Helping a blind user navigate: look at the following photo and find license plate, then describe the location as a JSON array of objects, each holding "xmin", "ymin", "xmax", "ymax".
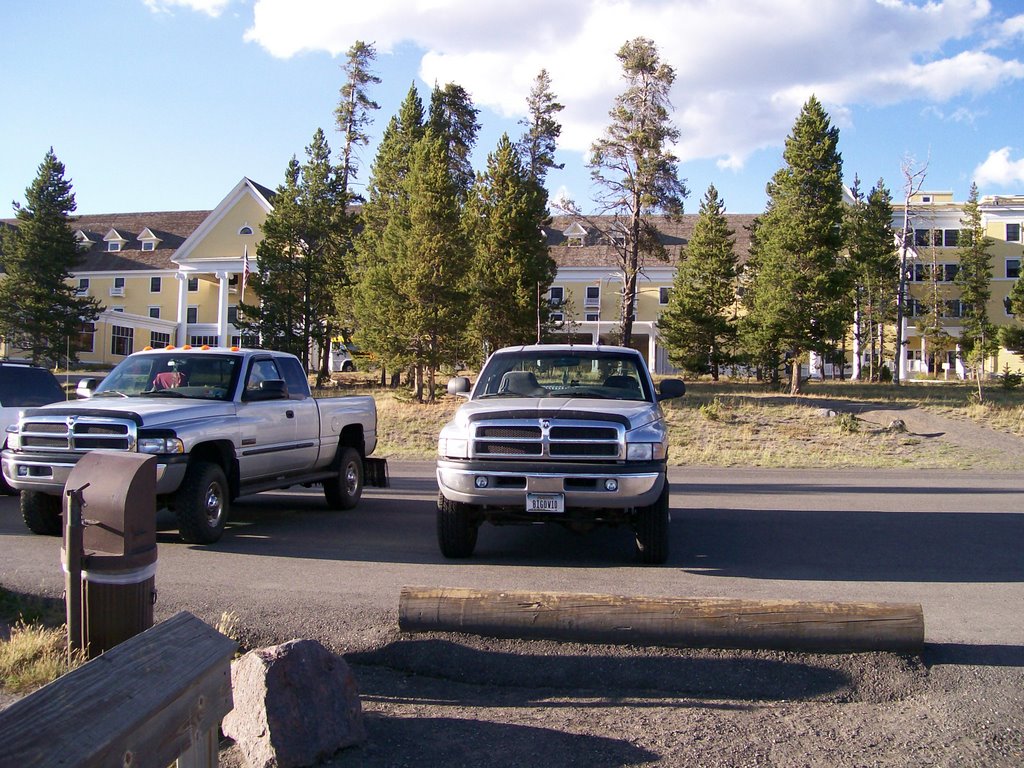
[{"xmin": 527, "ymin": 493, "xmax": 564, "ymax": 513}]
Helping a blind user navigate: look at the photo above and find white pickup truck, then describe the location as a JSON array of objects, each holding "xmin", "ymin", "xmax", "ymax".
[
  {"xmin": 2, "ymin": 347, "xmax": 382, "ymax": 544},
  {"xmin": 437, "ymin": 344, "xmax": 685, "ymax": 563}
]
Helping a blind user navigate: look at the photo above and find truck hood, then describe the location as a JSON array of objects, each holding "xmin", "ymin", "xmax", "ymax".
[
  {"xmin": 456, "ymin": 397, "xmax": 662, "ymax": 430},
  {"xmin": 29, "ymin": 397, "xmax": 235, "ymax": 427}
]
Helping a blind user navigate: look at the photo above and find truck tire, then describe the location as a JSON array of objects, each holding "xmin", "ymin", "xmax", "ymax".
[
  {"xmin": 437, "ymin": 493, "xmax": 478, "ymax": 559},
  {"xmin": 324, "ymin": 447, "xmax": 363, "ymax": 510},
  {"xmin": 634, "ymin": 483, "xmax": 670, "ymax": 565},
  {"xmin": 21, "ymin": 491, "xmax": 62, "ymax": 536},
  {"xmin": 174, "ymin": 461, "xmax": 228, "ymax": 544}
]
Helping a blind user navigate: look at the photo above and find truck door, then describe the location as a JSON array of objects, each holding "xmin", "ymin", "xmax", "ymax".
[{"xmin": 237, "ymin": 357, "xmax": 317, "ymax": 478}]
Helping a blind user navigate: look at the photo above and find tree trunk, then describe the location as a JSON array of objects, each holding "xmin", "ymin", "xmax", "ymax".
[{"xmin": 789, "ymin": 354, "xmax": 802, "ymax": 395}]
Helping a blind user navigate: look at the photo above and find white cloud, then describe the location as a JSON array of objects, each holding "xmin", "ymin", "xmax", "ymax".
[
  {"xmin": 974, "ymin": 147, "xmax": 1024, "ymax": 187},
  {"xmin": 144, "ymin": 0, "xmax": 232, "ymax": 16},
  {"xmin": 242, "ymin": 0, "xmax": 1023, "ymax": 171}
]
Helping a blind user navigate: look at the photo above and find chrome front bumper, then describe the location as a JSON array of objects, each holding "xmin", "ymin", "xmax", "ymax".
[
  {"xmin": 436, "ymin": 458, "xmax": 665, "ymax": 509},
  {"xmin": 2, "ymin": 450, "xmax": 188, "ymax": 496}
]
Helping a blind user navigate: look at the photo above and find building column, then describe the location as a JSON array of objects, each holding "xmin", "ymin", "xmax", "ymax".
[
  {"xmin": 215, "ymin": 271, "xmax": 230, "ymax": 347},
  {"xmin": 174, "ymin": 273, "xmax": 188, "ymax": 346}
]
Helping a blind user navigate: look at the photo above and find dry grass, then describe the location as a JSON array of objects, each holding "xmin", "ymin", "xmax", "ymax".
[
  {"xmin": 352, "ymin": 378, "xmax": 1024, "ymax": 470},
  {"xmin": 0, "ymin": 622, "xmax": 85, "ymax": 694}
]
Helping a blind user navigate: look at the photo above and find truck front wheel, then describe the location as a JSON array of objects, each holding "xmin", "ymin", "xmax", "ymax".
[
  {"xmin": 634, "ymin": 483, "xmax": 670, "ymax": 565},
  {"xmin": 437, "ymin": 493, "xmax": 479, "ymax": 558},
  {"xmin": 324, "ymin": 447, "xmax": 363, "ymax": 510},
  {"xmin": 22, "ymin": 491, "xmax": 62, "ymax": 536},
  {"xmin": 174, "ymin": 462, "xmax": 229, "ymax": 544}
]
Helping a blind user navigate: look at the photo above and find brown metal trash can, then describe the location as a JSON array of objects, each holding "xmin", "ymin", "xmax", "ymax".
[{"xmin": 63, "ymin": 453, "xmax": 158, "ymax": 657}]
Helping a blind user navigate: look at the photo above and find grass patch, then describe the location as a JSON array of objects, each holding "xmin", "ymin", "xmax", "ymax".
[
  {"xmin": 322, "ymin": 379, "xmax": 1024, "ymax": 470},
  {"xmin": 0, "ymin": 622, "xmax": 85, "ymax": 694},
  {"xmin": 0, "ymin": 587, "xmax": 83, "ymax": 695}
]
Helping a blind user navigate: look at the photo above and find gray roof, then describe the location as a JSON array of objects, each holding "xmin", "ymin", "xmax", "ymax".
[
  {"xmin": 545, "ymin": 213, "xmax": 758, "ymax": 269},
  {"xmin": 2, "ymin": 210, "xmax": 211, "ymax": 271}
]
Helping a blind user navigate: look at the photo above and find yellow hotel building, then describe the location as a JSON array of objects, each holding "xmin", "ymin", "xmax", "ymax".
[{"xmin": 2, "ymin": 178, "xmax": 1022, "ymax": 378}]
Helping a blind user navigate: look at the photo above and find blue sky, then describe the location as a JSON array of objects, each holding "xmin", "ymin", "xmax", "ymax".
[{"xmin": 3, "ymin": 0, "xmax": 1023, "ymax": 217}]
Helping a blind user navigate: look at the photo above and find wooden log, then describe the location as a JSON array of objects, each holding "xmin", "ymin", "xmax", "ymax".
[
  {"xmin": 0, "ymin": 611, "xmax": 236, "ymax": 768},
  {"xmin": 398, "ymin": 587, "xmax": 925, "ymax": 653}
]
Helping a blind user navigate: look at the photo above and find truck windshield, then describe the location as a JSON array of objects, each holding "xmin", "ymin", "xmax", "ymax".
[
  {"xmin": 474, "ymin": 350, "xmax": 651, "ymax": 401},
  {"xmin": 93, "ymin": 354, "xmax": 242, "ymax": 401}
]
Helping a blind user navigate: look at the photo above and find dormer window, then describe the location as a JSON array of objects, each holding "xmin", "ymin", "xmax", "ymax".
[
  {"xmin": 74, "ymin": 230, "xmax": 93, "ymax": 251},
  {"xmin": 239, "ymin": 225, "xmax": 254, "ymax": 236},
  {"xmin": 104, "ymin": 229, "xmax": 128, "ymax": 253},
  {"xmin": 563, "ymin": 221, "xmax": 588, "ymax": 248},
  {"xmin": 138, "ymin": 227, "xmax": 161, "ymax": 252}
]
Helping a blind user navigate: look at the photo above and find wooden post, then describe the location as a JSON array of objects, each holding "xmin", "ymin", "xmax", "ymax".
[{"xmin": 399, "ymin": 586, "xmax": 925, "ymax": 653}]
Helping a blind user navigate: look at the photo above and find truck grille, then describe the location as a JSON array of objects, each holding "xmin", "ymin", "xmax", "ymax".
[
  {"xmin": 471, "ymin": 419, "xmax": 624, "ymax": 460},
  {"xmin": 19, "ymin": 415, "xmax": 137, "ymax": 452}
]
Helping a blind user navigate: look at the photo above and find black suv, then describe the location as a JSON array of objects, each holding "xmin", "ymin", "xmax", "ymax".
[{"xmin": 0, "ymin": 362, "xmax": 67, "ymax": 494}]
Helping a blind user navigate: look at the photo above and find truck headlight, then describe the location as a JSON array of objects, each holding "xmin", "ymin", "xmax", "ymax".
[
  {"xmin": 438, "ymin": 437, "xmax": 469, "ymax": 459},
  {"xmin": 626, "ymin": 442, "xmax": 666, "ymax": 461},
  {"xmin": 138, "ymin": 437, "xmax": 184, "ymax": 455},
  {"xmin": 6, "ymin": 424, "xmax": 20, "ymax": 450}
]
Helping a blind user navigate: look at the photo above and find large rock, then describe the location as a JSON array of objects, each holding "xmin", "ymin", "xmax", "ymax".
[{"xmin": 222, "ymin": 639, "xmax": 366, "ymax": 768}]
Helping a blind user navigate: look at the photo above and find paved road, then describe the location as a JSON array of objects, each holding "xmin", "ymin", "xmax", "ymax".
[{"xmin": 1, "ymin": 462, "xmax": 1022, "ymax": 649}]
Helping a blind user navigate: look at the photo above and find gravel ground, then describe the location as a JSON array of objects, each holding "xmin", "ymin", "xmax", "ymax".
[{"xmin": 217, "ymin": 618, "xmax": 1024, "ymax": 768}]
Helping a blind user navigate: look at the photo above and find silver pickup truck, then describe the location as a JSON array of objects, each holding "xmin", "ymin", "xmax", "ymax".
[
  {"xmin": 437, "ymin": 344, "xmax": 684, "ymax": 563},
  {"xmin": 2, "ymin": 347, "xmax": 381, "ymax": 544}
]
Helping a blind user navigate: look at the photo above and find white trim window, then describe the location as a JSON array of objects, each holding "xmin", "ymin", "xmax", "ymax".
[
  {"xmin": 549, "ymin": 286, "xmax": 564, "ymax": 306},
  {"xmin": 584, "ymin": 285, "xmax": 600, "ymax": 307}
]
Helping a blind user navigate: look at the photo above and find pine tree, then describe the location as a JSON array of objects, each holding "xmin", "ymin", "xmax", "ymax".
[
  {"xmin": 465, "ymin": 134, "xmax": 556, "ymax": 357},
  {"xmin": 428, "ymin": 83, "xmax": 480, "ymax": 201},
  {"xmin": 354, "ymin": 85, "xmax": 426, "ymax": 381},
  {"xmin": 239, "ymin": 129, "xmax": 344, "ymax": 371},
  {"xmin": 589, "ymin": 37, "xmax": 688, "ymax": 346},
  {"xmin": 657, "ymin": 184, "xmax": 737, "ymax": 379},
  {"xmin": 400, "ymin": 132, "xmax": 472, "ymax": 401},
  {"xmin": 955, "ymin": 181, "xmax": 997, "ymax": 385},
  {"xmin": 517, "ymin": 69, "xmax": 564, "ymax": 186},
  {"xmin": 845, "ymin": 176, "xmax": 897, "ymax": 380},
  {"xmin": 328, "ymin": 40, "xmax": 380, "ymax": 381},
  {"xmin": 240, "ymin": 158, "xmax": 307, "ymax": 360},
  {"xmin": 0, "ymin": 148, "xmax": 99, "ymax": 366},
  {"xmin": 739, "ymin": 96, "xmax": 847, "ymax": 394}
]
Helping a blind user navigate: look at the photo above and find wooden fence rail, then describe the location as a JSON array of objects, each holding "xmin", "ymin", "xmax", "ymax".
[{"xmin": 0, "ymin": 611, "xmax": 236, "ymax": 768}]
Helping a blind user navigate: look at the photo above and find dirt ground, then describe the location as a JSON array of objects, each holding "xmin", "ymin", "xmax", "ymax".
[
  {"xmin": 216, "ymin": 624, "xmax": 1023, "ymax": 768},
  {"xmin": 5, "ymin": 402, "xmax": 1023, "ymax": 767},
  {"xmin": 219, "ymin": 404, "xmax": 1024, "ymax": 767}
]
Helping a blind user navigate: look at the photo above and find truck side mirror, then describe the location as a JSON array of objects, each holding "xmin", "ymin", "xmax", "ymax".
[
  {"xmin": 657, "ymin": 379, "xmax": 686, "ymax": 400},
  {"xmin": 447, "ymin": 377, "xmax": 471, "ymax": 396},
  {"xmin": 76, "ymin": 377, "xmax": 99, "ymax": 399}
]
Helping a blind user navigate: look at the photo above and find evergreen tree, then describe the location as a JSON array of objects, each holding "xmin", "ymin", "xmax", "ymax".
[
  {"xmin": 657, "ymin": 184, "xmax": 737, "ymax": 379},
  {"xmin": 954, "ymin": 181, "xmax": 997, "ymax": 383},
  {"xmin": 845, "ymin": 176, "xmax": 897, "ymax": 380},
  {"xmin": 327, "ymin": 40, "xmax": 381, "ymax": 380},
  {"xmin": 465, "ymin": 134, "xmax": 556, "ymax": 357},
  {"xmin": 240, "ymin": 158, "xmax": 307, "ymax": 360},
  {"xmin": 589, "ymin": 37, "xmax": 688, "ymax": 346},
  {"xmin": 354, "ymin": 85, "xmax": 426, "ymax": 381},
  {"xmin": 0, "ymin": 148, "xmax": 99, "ymax": 366},
  {"xmin": 399, "ymin": 132, "xmax": 472, "ymax": 401},
  {"xmin": 739, "ymin": 96, "xmax": 847, "ymax": 394},
  {"xmin": 428, "ymin": 83, "xmax": 480, "ymax": 201},
  {"xmin": 240, "ymin": 130, "xmax": 344, "ymax": 372},
  {"xmin": 999, "ymin": 261, "xmax": 1024, "ymax": 353},
  {"xmin": 517, "ymin": 69, "xmax": 564, "ymax": 186}
]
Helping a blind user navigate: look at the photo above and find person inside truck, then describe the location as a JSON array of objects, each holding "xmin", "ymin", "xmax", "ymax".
[{"xmin": 153, "ymin": 360, "xmax": 188, "ymax": 390}]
